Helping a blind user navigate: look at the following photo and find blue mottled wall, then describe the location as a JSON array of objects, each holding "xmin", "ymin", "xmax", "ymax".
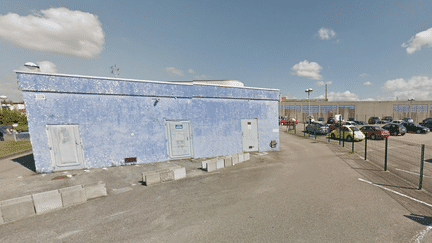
[{"xmin": 17, "ymin": 72, "xmax": 279, "ymax": 172}]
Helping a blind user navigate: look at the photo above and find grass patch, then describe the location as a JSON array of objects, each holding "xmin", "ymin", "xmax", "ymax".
[{"xmin": 0, "ymin": 140, "xmax": 32, "ymax": 157}]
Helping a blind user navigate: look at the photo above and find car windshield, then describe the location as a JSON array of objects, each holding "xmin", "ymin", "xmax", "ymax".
[
  {"xmin": 373, "ymin": 126, "xmax": 383, "ymax": 130},
  {"xmin": 350, "ymin": 127, "xmax": 360, "ymax": 131}
]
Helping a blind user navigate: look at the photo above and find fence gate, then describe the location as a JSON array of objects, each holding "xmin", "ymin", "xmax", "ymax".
[
  {"xmin": 241, "ymin": 119, "xmax": 259, "ymax": 152},
  {"xmin": 46, "ymin": 125, "xmax": 85, "ymax": 171},
  {"xmin": 165, "ymin": 121, "xmax": 193, "ymax": 159}
]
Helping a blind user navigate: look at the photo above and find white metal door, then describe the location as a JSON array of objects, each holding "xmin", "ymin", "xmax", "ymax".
[
  {"xmin": 46, "ymin": 125, "xmax": 85, "ymax": 171},
  {"xmin": 166, "ymin": 121, "xmax": 193, "ymax": 159},
  {"xmin": 241, "ymin": 119, "xmax": 259, "ymax": 152}
]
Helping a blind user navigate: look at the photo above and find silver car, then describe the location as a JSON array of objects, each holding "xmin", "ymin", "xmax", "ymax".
[{"xmin": 306, "ymin": 123, "xmax": 330, "ymax": 134}]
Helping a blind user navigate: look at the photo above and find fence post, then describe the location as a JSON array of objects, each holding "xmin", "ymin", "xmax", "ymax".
[
  {"xmin": 364, "ymin": 137, "xmax": 367, "ymax": 160},
  {"xmin": 419, "ymin": 144, "xmax": 425, "ymax": 190},
  {"xmin": 384, "ymin": 137, "xmax": 388, "ymax": 171},
  {"xmin": 13, "ymin": 132, "xmax": 17, "ymax": 142},
  {"xmin": 304, "ymin": 123, "xmax": 305, "ymax": 137},
  {"xmin": 352, "ymin": 140, "xmax": 354, "ymax": 153},
  {"xmin": 339, "ymin": 126, "xmax": 341, "ymax": 145},
  {"xmin": 314, "ymin": 130, "xmax": 316, "ymax": 140},
  {"xmin": 342, "ymin": 130, "xmax": 345, "ymax": 147}
]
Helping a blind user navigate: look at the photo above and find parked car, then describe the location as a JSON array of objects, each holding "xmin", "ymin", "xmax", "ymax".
[
  {"xmin": 403, "ymin": 117, "xmax": 414, "ymax": 123},
  {"xmin": 330, "ymin": 125, "xmax": 365, "ymax": 142},
  {"xmin": 306, "ymin": 122, "xmax": 330, "ymax": 134},
  {"xmin": 279, "ymin": 118, "xmax": 298, "ymax": 126},
  {"xmin": 329, "ymin": 122, "xmax": 343, "ymax": 131},
  {"xmin": 327, "ymin": 117, "xmax": 335, "ymax": 124},
  {"xmin": 403, "ymin": 122, "xmax": 430, "ymax": 134},
  {"xmin": 307, "ymin": 115, "xmax": 315, "ymax": 124},
  {"xmin": 354, "ymin": 120, "xmax": 368, "ymax": 125},
  {"xmin": 368, "ymin": 116, "xmax": 380, "ymax": 124},
  {"xmin": 376, "ymin": 120, "xmax": 389, "ymax": 124},
  {"xmin": 382, "ymin": 123, "xmax": 407, "ymax": 136},
  {"xmin": 344, "ymin": 121, "xmax": 358, "ymax": 126},
  {"xmin": 390, "ymin": 120, "xmax": 406, "ymax": 125},
  {"xmin": 422, "ymin": 117, "xmax": 432, "ymax": 124},
  {"xmin": 420, "ymin": 120, "xmax": 432, "ymax": 130},
  {"xmin": 359, "ymin": 125, "xmax": 390, "ymax": 139},
  {"xmin": 382, "ymin": 116, "xmax": 393, "ymax": 122}
]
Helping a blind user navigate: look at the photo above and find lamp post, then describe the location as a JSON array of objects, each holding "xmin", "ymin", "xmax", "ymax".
[
  {"xmin": 305, "ymin": 88, "xmax": 313, "ymax": 124},
  {"xmin": 0, "ymin": 95, "xmax": 6, "ymax": 112},
  {"xmin": 408, "ymin": 98, "xmax": 415, "ymax": 120}
]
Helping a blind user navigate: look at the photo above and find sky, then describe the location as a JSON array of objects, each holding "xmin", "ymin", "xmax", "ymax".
[{"xmin": 1, "ymin": 0, "xmax": 432, "ymax": 102}]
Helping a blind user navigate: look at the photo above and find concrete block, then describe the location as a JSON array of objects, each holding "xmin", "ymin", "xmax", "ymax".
[
  {"xmin": 232, "ymin": 154, "xmax": 239, "ymax": 165},
  {"xmin": 244, "ymin": 153, "xmax": 250, "ymax": 161},
  {"xmin": 85, "ymin": 183, "xmax": 107, "ymax": 200},
  {"xmin": 206, "ymin": 160, "xmax": 217, "ymax": 172},
  {"xmin": 0, "ymin": 195, "xmax": 35, "ymax": 223},
  {"xmin": 145, "ymin": 173, "xmax": 161, "ymax": 186},
  {"xmin": 32, "ymin": 190, "xmax": 63, "ymax": 214},
  {"xmin": 216, "ymin": 159, "xmax": 224, "ymax": 169},
  {"xmin": 59, "ymin": 185, "xmax": 87, "ymax": 208},
  {"xmin": 224, "ymin": 156, "xmax": 232, "ymax": 167},
  {"xmin": 159, "ymin": 170, "xmax": 175, "ymax": 182},
  {"xmin": 0, "ymin": 207, "xmax": 3, "ymax": 224},
  {"xmin": 238, "ymin": 153, "xmax": 245, "ymax": 163},
  {"xmin": 171, "ymin": 167, "xmax": 186, "ymax": 180},
  {"xmin": 202, "ymin": 158, "xmax": 217, "ymax": 169}
]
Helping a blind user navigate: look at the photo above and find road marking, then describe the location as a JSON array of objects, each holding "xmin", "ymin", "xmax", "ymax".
[
  {"xmin": 256, "ymin": 152, "xmax": 268, "ymax": 156},
  {"xmin": 395, "ymin": 168, "xmax": 432, "ymax": 178},
  {"xmin": 413, "ymin": 226, "xmax": 432, "ymax": 243},
  {"xmin": 107, "ymin": 210, "xmax": 130, "ymax": 218},
  {"xmin": 58, "ymin": 230, "xmax": 83, "ymax": 239},
  {"xmin": 358, "ymin": 178, "xmax": 432, "ymax": 208}
]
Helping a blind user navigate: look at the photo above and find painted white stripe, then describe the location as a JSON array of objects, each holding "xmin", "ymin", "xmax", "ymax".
[
  {"xmin": 358, "ymin": 178, "xmax": 432, "ymax": 208},
  {"xmin": 395, "ymin": 168, "xmax": 432, "ymax": 178},
  {"xmin": 413, "ymin": 226, "xmax": 432, "ymax": 243}
]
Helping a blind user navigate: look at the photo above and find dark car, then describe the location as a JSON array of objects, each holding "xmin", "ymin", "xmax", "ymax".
[
  {"xmin": 382, "ymin": 123, "xmax": 406, "ymax": 136},
  {"xmin": 420, "ymin": 120, "xmax": 432, "ymax": 130},
  {"xmin": 422, "ymin": 117, "xmax": 432, "ymax": 124},
  {"xmin": 327, "ymin": 117, "xmax": 335, "ymax": 124},
  {"xmin": 354, "ymin": 120, "xmax": 368, "ymax": 125},
  {"xmin": 306, "ymin": 123, "xmax": 329, "ymax": 134},
  {"xmin": 359, "ymin": 125, "xmax": 390, "ymax": 139},
  {"xmin": 368, "ymin": 116, "xmax": 380, "ymax": 124},
  {"xmin": 382, "ymin": 116, "xmax": 393, "ymax": 122},
  {"xmin": 376, "ymin": 120, "xmax": 389, "ymax": 124},
  {"xmin": 404, "ymin": 122, "xmax": 430, "ymax": 133}
]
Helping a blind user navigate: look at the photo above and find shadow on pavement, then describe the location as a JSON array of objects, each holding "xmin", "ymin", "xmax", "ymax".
[
  {"xmin": 12, "ymin": 154, "xmax": 36, "ymax": 172},
  {"xmin": 405, "ymin": 214, "xmax": 432, "ymax": 226}
]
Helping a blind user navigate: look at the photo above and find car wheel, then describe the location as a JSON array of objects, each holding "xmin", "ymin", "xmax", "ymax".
[
  {"xmin": 346, "ymin": 136, "xmax": 352, "ymax": 142},
  {"xmin": 331, "ymin": 133, "xmax": 335, "ymax": 139},
  {"xmin": 417, "ymin": 130, "xmax": 421, "ymax": 134},
  {"xmin": 370, "ymin": 134, "xmax": 376, "ymax": 140}
]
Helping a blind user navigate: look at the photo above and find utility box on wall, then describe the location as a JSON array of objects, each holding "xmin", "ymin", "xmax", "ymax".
[{"xmin": 16, "ymin": 71, "xmax": 280, "ymax": 172}]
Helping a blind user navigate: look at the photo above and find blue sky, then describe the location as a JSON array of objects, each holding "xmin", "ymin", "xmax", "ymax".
[{"xmin": 1, "ymin": 0, "xmax": 432, "ymax": 102}]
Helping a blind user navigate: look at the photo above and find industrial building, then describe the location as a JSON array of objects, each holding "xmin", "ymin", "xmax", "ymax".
[
  {"xmin": 16, "ymin": 71, "xmax": 279, "ymax": 173},
  {"xmin": 279, "ymin": 97, "xmax": 432, "ymax": 124}
]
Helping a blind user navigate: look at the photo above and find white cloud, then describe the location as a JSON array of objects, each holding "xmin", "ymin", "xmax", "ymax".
[
  {"xmin": 316, "ymin": 81, "xmax": 332, "ymax": 86},
  {"xmin": 359, "ymin": 73, "xmax": 368, "ymax": 78},
  {"xmin": 402, "ymin": 27, "xmax": 432, "ymax": 54},
  {"xmin": 165, "ymin": 67, "xmax": 184, "ymax": 76},
  {"xmin": 364, "ymin": 81, "xmax": 372, "ymax": 86},
  {"xmin": 0, "ymin": 7, "xmax": 104, "ymax": 58},
  {"xmin": 316, "ymin": 91, "xmax": 359, "ymax": 101},
  {"xmin": 0, "ymin": 74, "xmax": 23, "ymax": 102},
  {"xmin": 362, "ymin": 98, "xmax": 375, "ymax": 101},
  {"xmin": 194, "ymin": 75, "xmax": 212, "ymax": 80},
  {"xmin": 291, "ymin": 60, "xmax": 323, "ymax": 80},
  {"xmin": 188, "ymin": 69, "xmax": 195, "ymax": 74},
  {"xmin": 382, "ymin": 76, "xmax": 432, "ymax": 100},
  {"xmin": 318, "ymin": 27, "xmax": 336, "ymax": 40}
]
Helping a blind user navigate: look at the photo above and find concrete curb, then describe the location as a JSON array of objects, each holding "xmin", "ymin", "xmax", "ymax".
[
  {"xmin": 0, "ymin": 183, "xmax": 107, "ymax": 225},
  {"xmin": 142, "ymin": 166, "xmax": 187, "ymax": 186},
  {"xmin": 202, "ymin": 153, "xmax": 250, "ymax": 172},
  {"xmin": 0, "ymin": 149, "xmax": 33, "ymax": 161}
]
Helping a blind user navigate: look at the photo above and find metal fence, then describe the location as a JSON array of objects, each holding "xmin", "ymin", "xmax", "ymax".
[
  {"xmin": 283, "ymin": 123, "xmax": 429, "ymax": 191},
  {"xmin": 13, "ymin": 132, "xmax": 30, "ymax": 141}
]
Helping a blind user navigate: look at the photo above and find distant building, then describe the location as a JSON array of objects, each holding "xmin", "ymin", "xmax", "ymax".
[{"xmin": 279, "ymin": 97, "xmax": 431, "ymax": 123}]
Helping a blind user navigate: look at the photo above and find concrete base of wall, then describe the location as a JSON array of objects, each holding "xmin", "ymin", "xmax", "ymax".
[
  {"xmin": 85, "ymin": 183, "xmax": 107, "ymax": 200},
  {"xmin": 0, "ymin": 195, "xmax": 35, "ymax": 223},
  {"xmin": 142, "ymin": 166, "xmax": 187, "ymax": 186},
  {"xmin": 59, "ymin": 185, "xmax": 87, "ymax": 207},
  {"xmin": 32, "ymin": 190, "xmax": 63, "ymax": 215}
]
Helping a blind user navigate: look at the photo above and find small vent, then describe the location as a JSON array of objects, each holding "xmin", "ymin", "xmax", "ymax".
[
  {"xmin": 249, "ymin": 146, "xmax": 253, "ymax": 149},
  {"xmin": 35, "ymin": 94, "xmax": 45, "ymax": 100},
  {"xmin": 125, "ymin": 157, "xmax": 137, "ymax": 163}
]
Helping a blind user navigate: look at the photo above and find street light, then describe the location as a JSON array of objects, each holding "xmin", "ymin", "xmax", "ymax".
[
  {"xmin": 0, "ymin": 95, "xmax": 6, "ymax": 112},
  {"xmin": 305, "ymin": 88, "xmax": 313, "ymax": 124},
  {"xmin": 408, "ymin": 98, "xmax": 415, "ymax": 120},
  {"xmin": 24, "ymin": 62, "xmax": 40, "ymax": 70}
]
